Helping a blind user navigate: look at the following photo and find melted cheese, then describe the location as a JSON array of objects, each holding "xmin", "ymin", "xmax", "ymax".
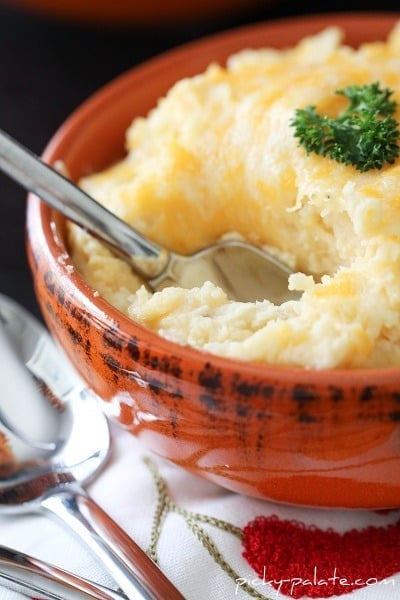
[{"xmin": 69, "ymin": 24, "xmax": 400, "ymax": 368}]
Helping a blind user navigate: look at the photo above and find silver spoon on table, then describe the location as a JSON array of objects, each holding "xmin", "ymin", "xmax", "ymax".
[
  {"xmin": 0, "ymin": 128, "xmax": 297, "ymax": 304},
  {"xmin": 0, "ymin": 292, "xmax": 184, "ymax": 600},
  {"xmin": 0, "ymin": 544, "xmax": 125, "ymax": 599}
]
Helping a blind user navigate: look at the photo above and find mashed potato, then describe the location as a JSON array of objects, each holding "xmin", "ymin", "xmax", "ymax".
[{"xmin": 68, "ymin": 24, "xmax": 400, "ymax": 369}]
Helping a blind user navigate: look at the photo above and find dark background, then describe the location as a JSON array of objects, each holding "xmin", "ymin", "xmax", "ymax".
[{"xmin": 0, "ymin": 0, "xmax": 398, "ymax": 319}]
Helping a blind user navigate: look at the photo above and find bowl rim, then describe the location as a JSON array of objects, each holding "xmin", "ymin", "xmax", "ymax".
[{"xmin": 31, "ymin": 10, "xmax": 400, "ymax": 387}]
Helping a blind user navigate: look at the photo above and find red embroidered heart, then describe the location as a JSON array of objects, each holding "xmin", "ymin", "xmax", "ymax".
[{"xmin": 242, "ymin": 514, "xmax": 400, "ymax": 598}]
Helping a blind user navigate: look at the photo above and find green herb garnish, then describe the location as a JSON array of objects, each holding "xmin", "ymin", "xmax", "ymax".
[{"xmin": 290, "ymin": 82, "xmax": 400, "ymax": 172}]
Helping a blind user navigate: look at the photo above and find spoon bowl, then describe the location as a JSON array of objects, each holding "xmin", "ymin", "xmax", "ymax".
[
  {"xmin": 0, "ymin": 293, "xmax": 184, "ymax": 600},
  {"xmin": 0, "ymin": 293, "xmax": 108, "ymax": 500},
  {"xmin": 0, "ymin": 129, "xmax": 296, "ymax": 304}
]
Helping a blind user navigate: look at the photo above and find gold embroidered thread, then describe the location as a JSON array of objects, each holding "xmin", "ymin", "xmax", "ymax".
[
  {"xmin": 145, "ymin": 456, "xmax": 173, "ymax": 562},
  {"xmin": 143, "ymin": 456, "xmax": 273, "ymax": 600}
]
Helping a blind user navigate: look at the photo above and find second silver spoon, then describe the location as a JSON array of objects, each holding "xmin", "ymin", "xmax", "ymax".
[{"xmin": 0, "ymin": 293, "xmax": 184, "ymax": 600}]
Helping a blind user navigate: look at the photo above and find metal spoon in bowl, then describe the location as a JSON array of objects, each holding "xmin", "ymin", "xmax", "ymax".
[
  {"xmin": 0, "ymin": 292, "xmax": 184, "ymax": 600},
  {"xmin": 0, "ymin": 128, "xmax": 298, "ymax": 304}
]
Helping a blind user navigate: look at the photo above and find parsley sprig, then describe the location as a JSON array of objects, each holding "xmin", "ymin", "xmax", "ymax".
[{"xmin": 290, "ymin": 82, "xmax": 400, "ymax": 172}]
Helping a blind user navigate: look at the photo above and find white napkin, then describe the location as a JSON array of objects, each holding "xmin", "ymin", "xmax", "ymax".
[{"xmin": 0, "ymin": 420, "xmax": 399, "ymax": 600}]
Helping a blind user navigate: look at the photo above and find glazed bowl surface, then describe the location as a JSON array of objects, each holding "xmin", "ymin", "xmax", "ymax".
[{"xmin": 26, "ymin": 12, "xmax": 400, "ymax": 509}]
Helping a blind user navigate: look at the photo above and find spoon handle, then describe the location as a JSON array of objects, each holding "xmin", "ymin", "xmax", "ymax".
[
  {"xmin": 0, "ymin": 544, "xmax": 125, "ymax": 600},
  {"xmin": 40, "ymin": 487, "xmax": 185, "ymax": 600},
  {"xmin": 0, "ymin": 128, "xmax": 167, "ymax": 274}
]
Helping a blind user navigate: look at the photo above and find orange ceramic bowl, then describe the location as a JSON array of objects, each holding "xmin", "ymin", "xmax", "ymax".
[{"xmin": 26, "ymin": 13, "xmax": 400, "ymax": 509}]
